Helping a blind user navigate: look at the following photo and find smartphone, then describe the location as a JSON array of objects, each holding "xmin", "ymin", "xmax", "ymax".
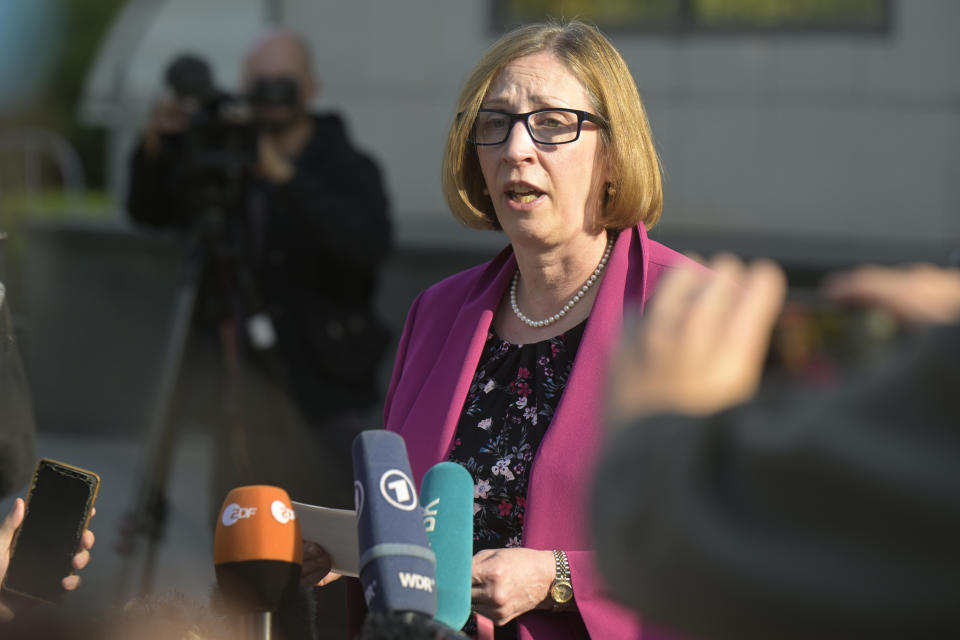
[
  {"xmin": 766, "ymin": 297, "xmax": 901, "ymax": 382},
  {"xmin": 1, "ymin": 458, "xmax": 100, "ymax": 604}
]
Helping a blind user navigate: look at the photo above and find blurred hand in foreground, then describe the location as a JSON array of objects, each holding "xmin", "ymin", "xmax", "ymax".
[
  {"xmin": 823, "ymin": 263, "xmax": 960, "ymax": 327},
  {"xmin": 608, "ymin": 255, "xmax": 787, "ymax": 424}
]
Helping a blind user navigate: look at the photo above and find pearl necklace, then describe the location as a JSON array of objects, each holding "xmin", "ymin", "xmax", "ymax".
[{"xmin": 510, "ymin": 236, "xmax": 614, "ymax": 329}]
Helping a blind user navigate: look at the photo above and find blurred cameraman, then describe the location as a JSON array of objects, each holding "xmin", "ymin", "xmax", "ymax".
[{"xmin": 126, "ymin": 29, "xmax": 391, "ymax": 512}]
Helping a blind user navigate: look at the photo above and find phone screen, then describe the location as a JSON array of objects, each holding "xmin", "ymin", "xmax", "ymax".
[
  {"xmin": 765, "ymin": 298, "xmax": 901, "ymax": 384},
  {"xmin": 2, "ymin": 459, "xmax": 99, "ymax": 604}
]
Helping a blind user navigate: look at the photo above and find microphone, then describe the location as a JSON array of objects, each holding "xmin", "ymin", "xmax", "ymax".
[
  {"xmin": 421, "ymin": 462, "xmax": 474, "ymax": 631},
  {"xmin": 213, "ymin": 485, "xmax": 302, "ymax": 639},
  {"xmin": 353, "ymin": 430, "xmax": 437, "ymax": 617}
]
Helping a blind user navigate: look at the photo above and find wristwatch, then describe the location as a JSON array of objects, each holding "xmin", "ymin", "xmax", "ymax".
[{"xmin": 550, "ymin": 549, "xmax": 573, "ymax": 610}]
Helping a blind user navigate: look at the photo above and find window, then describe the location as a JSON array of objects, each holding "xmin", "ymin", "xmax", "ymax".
[{"xmin": 493, "ymin": 0, "xmax": 891, "ymax": 34}]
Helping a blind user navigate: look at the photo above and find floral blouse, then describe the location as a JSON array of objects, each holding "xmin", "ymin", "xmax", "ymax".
[{"xmin": 448, "ymin": 320, "xmax": 587, "ymax": 552}]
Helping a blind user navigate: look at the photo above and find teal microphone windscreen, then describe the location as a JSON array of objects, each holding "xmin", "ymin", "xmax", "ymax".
[{"xmin": 421, "ymin": 462, "xmax": 474, "ymax": 631}]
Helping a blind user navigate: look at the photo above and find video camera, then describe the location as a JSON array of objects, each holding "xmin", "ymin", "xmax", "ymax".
[{"xmin": 163, "ymin": 54, "xmax": 300, "ymax": 215}]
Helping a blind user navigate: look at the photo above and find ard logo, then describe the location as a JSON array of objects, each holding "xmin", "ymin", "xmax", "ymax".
[{"xmin": 379, "ymin": 469, "xmax": 417, "ymax": 511}]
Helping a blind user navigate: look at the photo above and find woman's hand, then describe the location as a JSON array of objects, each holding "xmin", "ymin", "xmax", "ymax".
[
  {"xmin": 471, "ymin": 548, "xmax": 556, "ymax": 626},
  {"xmin": 300, "ymin": 541, "xmax": 340, "ymax": 587}
]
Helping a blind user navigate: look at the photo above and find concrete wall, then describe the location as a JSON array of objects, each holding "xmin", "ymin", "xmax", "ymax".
[{"xmin": 281, "ymin": 0, "xmax": 960, "ymax": 256}]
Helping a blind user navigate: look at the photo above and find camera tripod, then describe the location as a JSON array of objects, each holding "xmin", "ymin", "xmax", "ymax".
[{"xmin": 114, "ymin": 202, "xmax": 278, "ymax": 599}]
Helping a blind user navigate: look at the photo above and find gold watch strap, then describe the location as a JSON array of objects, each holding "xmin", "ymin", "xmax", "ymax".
[
  {"xmin": 551, "ymin": 549, "xmax": 573, "ymax": 610},
  {"xmin": 554, "ymin": 549, "xmax": 570, "ymax": 580}
]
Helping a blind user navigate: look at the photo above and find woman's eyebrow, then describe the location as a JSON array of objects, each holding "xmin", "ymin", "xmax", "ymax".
[
  {"xmin": 480, "ymin": 97, "xmax": 510, "ymax": 109},
  {"xmin": 480, "ymin": 95, "xmax": 571, "ymax": 110}
]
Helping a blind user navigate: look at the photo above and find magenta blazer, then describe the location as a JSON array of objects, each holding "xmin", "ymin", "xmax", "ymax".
[{"xmin": 374, "ymin": 224, "xmax": 697, "ymax": 639}]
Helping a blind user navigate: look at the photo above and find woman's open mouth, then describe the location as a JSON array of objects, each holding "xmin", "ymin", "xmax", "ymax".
[{"xmin": 506, "ymin": 188, "xmax": 544, "ymax": 204}]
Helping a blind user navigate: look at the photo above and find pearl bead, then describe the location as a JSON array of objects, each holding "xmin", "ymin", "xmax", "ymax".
[{"xmin": 510, "ymin": 233, "xmax": 615, "ymax": 329}]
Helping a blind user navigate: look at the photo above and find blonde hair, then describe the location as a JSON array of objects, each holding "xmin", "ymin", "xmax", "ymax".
[{"xmin": 442, "ymin": 20, "xmax": 662, "ymax": 232}]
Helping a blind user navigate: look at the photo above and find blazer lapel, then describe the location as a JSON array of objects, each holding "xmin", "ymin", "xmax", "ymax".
[
  {"xmin": 396, "ymin": 250, "xmax": 517, "ymax": 484},
  {"xmin": 523, "ymin": 226, "xmax": 648, "ymax": 545}
]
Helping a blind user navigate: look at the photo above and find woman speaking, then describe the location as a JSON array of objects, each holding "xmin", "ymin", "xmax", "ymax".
[{"xmin": 381, "ymin": 20, "xmax": 700, "ymax": 640}]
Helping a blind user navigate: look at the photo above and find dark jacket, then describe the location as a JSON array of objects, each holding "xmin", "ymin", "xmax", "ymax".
[
  {"xmin": 592, "ymin": 323, "xmax": 960, "ymax": 640},
  {"xmin": 127, "ymin": 113, "xmax": 392, "ymax": 421},
  {"xmin": 0, "ymin": 283, "xmax": 36, "ymax": 497}
]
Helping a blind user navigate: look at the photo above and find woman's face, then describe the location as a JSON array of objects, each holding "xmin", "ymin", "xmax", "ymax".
[{"xmin": 476, "ymin": 51, "xmax": 607, "ymax": 251}]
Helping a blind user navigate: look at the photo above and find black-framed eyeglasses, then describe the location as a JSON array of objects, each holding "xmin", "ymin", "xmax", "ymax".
[{"xmin": 467, "ymin": 108, "xmax": 607, "ymax": 146}]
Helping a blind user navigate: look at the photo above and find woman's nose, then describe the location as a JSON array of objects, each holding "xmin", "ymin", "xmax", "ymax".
[{"xmin": 501, "ymin": 119, "xmax": 536, "ymax": 163}]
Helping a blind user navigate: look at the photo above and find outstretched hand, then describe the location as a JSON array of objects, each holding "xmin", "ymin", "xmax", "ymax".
[
  {"xmin": 609, "ymin": 255, "xmax": 787, "ymax": 423},
  {"xmin": 823, "ymin": 263, "xmax": 960, "ymax": 327}
]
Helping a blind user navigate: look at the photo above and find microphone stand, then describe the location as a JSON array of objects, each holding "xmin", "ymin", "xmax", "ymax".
[{"xmin": 246, "ymin": 611, "xmax": 273, "ymax": 640}]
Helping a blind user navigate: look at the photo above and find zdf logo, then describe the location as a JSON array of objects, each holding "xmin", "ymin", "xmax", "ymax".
[
  {"xmin": 379, "ymin": 469, "xmax": 417, "ymax": 511},
  {"xmin": 221, "ymin": 503, "xmax": 257, "ymax": 527},
  {"xmin": 271, "ymin": 500, "xmax": 296, "ymax": 524}
]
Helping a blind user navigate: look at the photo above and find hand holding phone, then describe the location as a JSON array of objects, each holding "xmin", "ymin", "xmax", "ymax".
[
  {"xmin": 0, "ymin": 459, "xmax": 99, "ymax": 613},
  {"xmin": 0, "ymin": 498, "xmax": 26, "ymax": 621}
]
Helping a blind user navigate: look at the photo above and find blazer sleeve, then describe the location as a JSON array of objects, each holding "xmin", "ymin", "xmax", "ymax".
[
  {"xmin": 383, "ymin": 291, "xmax": 424, "ymax": 428},
  {"xmin": 591, "ymin": 323, "xmax": 960, "ymax": 640},
  {"xmin": 567, "ymin": 550, "xmax": 646, "ymax": 638}
]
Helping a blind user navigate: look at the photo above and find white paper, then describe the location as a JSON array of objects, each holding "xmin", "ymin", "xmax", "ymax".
[{"xmin": 291, "ymin": 501, "xmax": 359, "ymax": 577}]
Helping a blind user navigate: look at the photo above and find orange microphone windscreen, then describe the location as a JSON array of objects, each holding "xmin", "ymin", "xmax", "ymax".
[{"xmin": 214, "ymin": 485, "xmax": 303, "ymax": 566}]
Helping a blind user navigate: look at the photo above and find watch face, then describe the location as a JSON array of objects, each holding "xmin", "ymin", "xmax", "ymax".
[{"xmin": 551, "ymin": 581, "xmax": 573, "ymax": 604}]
